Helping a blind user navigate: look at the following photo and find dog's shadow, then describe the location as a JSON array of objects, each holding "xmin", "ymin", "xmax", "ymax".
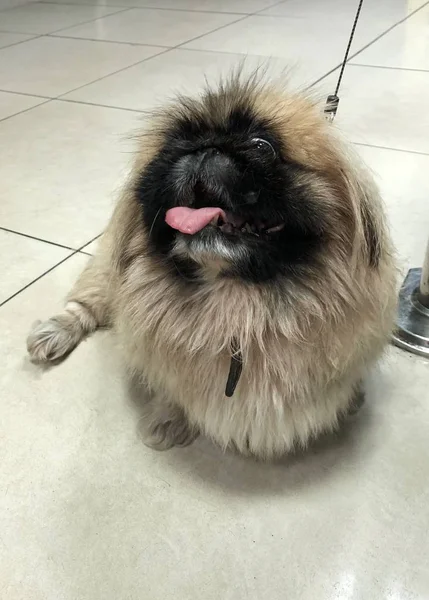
[{"xmin": 126, "ymin": 373, "xmax": 387, "ymax": 497}]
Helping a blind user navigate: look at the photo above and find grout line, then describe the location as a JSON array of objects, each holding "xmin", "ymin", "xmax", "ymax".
[
  {"xmin": 309, "ymin": 64, "xmax": 341, "ymax": 88},
  {"xmin": 0, "ymin": 32, "xmax": 42, "ymax": 49},
  {"xmin": 0, "ymin": 226, "xmax": 78, "ymax": 251},
  {"xmin": 48, "ymin": 32, "xmax": 169, "ymax": 48},
  {"xmin": 175, "ymin": 15, "xmax": 249, "ymax": 50},
  {"xmin": 163, "ymin": 45, "xmax": 248, "ymax": 57},
  {"xmin": 0, "ymin": 98, "xmax": 52, "ymax": 124},
  {"xmin": 0, "ymin": 233, "xmax": 100, "ymax": 308},
  {"xmin": 253, "ymin": 0, "xmax": 286, "ymax": 15},
  {"xmin": 0, "ymin": 8, "xmax": 131, "ymax": 38},
  {"xmin": 0, "ymin": 0, "xmax": 52, "ymax": 13},
  {"xmin": 77, "ymin": 233, "xmax": 101, "ymax": 253},
  {"xmin": 0, "ymin": 5, "xmax": 35, "ymax": 15},
  {"xmin": 47, "ymin": 5, "xmax": 133, "ymax": 34},
  {"xmin": 349, "ymin": 63, "xmax": 429, "ymax": 74},
  {"xmin": 354, "ymin": 141, "xmax": 429, "ymax": 158},
  {"xmin": 39, "ymin": 1, "xmax": 246, "ymax": 16},
  {"xmin": 0, "ymin": 88, "xmax": 52, "ymax": 99},
  {"xmin": 0, "ymin": 28, "xmax": 42, "ymax": 34},
  {"xmin": 57, "ymin": 96, "xmax": 145, "ymax": 112},
  {"xmin": 0, "ymin": 253, "xmax": 75, "ymax": 308},
  {"xmin": 0, "ymin": 28, "xmax": 37, "ymax": 33}
]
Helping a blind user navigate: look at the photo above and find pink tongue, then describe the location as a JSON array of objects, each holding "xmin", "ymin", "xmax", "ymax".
[{"xmin": 165, "ymin": 207, "xmax": 225, "ymax": 235}]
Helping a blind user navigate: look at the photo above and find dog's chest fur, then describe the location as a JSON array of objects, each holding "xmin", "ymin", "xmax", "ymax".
[{"xmin": 114, "ymin": 257, "xmax": 362, "ymax": 456}]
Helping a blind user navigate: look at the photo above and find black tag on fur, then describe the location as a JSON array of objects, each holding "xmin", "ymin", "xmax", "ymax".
[{"xmin": 225, "ymin": 341, "xmax": 243, "ymax": 397}]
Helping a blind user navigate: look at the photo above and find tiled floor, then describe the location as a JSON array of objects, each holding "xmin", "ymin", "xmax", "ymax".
[{"xmin": 1, "ymin": 0, "xmax": 429, "ymax": 598}]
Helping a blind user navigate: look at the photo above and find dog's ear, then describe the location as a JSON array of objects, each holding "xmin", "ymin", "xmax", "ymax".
[
  {"xmin": 323, "ymin": 147, "xmax": 384, "ymax": 270},
  {"xmin": 360, "ymin": 199, "xmax": 381, "ymax": 268},
  {"xmin": 345, "ymin": 169, "xmax": 384, "ymax": 269}
]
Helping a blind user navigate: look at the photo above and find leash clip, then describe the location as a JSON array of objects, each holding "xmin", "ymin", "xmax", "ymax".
[{"xmin": 324, "ymin": 94, "xmax": 339, "ymax": 122}]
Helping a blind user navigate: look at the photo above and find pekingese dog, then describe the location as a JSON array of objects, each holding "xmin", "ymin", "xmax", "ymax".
[{"xmin": 27, "ymin": 73, "xmax": 396, "ymax": 459}]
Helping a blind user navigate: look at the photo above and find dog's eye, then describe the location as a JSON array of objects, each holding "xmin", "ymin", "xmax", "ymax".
[{"xmin": 251, "ymin": 137, "xmax": 276, "ymax": 157}]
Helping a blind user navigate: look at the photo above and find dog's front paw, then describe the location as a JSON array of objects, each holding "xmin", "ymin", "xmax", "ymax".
[
  {"xmin": 27, "ymin": 302, "xmax": 96, "ymax": 364},
  {"xmin": 27, "ymin": 319, "xmax": 72, "ymax": 363},
  {"xmin": 27, "ymin": 315, "xmax": 80, "ymax": 364}
]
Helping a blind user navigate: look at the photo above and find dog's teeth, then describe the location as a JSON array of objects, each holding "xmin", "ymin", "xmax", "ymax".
[
  {"xmin": 210, "ymin": 216, "xmax": 219, "ymax": 226},
  {"xmin": 266, "ymin": 223, "xmax": 285, "ymax": 234},
  {"xmin": 243, "ymin": 223, "xmax": 252, "ymax": 233}
]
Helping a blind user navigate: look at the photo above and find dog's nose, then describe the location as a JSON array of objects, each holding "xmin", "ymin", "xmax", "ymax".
[
  {"xmin": 198, "ymin": 148, "xmax": 233, "ymax": 184},
  {"xmin": 244, "ymin": 191, "xmax": 258, "ymax": 205},
  {"xmin": 190, "ymin": 148, "xmax": 236, "ymax": 206}
]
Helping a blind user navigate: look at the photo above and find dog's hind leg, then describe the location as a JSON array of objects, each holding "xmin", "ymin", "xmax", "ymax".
[
  {"xmin": 347, "ymin": 381, "xmax": 365, "ymax": 416},
  {"xmin": 139, "ymin": 394, "xmax": 199, "ymax": 451},
  {"xmin": 27, "ymin": 241, "xmax": 113, "ymax": 364}
]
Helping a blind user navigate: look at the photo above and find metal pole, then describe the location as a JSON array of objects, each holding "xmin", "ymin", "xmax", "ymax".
[
  {"xmin": 418, "ymin": 239, "xmax": 429, "ymax": 308},
  {"xmin": 392, "ymin": 236, "xmax": 429, "ymax": 357}
]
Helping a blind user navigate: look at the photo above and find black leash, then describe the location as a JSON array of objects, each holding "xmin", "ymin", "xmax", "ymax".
[
  {"xmin": 324, "ymin": 0, "xmax": 364, "ymax": 121},
  {"xmin": 225, "ymin": 341, "xmax": 243, "ymax": 397}
]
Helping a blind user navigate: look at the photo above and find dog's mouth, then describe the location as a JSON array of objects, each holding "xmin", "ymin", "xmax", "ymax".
[{"xmin": 165, "ymin": 207, "xmax": 285, "ymax": 239}]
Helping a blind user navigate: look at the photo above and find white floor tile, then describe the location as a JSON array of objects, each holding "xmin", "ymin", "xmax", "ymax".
[
  {"xmin": 326, "ymin": 65, "xmax": 429, "ymax": 154},
  {"xmin": 185, "ymin": 2, "xmax": 429, "ymax": 67},
  {"xmin": 356, "ymin": 145, "xmax": 429, "ymax": 270},
  {"xmin": 0, "ymin": 36, "xmax": 162, "ymax": 96},
  {"xmin": 258, "ymin": 1, "xmax": 425, "ymax": 56},
  {"xmin": 0, "ymin": 230, "xmax": 71, "ymax": 304},
  {"xmin": 57, "ymin": 7, "xmax": 242, "ymax": 46},
  {"xmin": 63, "ymin": 48, "xmax": 302, "ymax": 111},
  {"xmin": 0, "ymin": 100, "xmax": 137, "ymax": 247},
  {"xmin": 182, "ymin": 15, "xmax": 358, "ymax": 82},
  {"xmin": 0, "ymin": 90, "xmax": 46, "ymax": 120},
  {"xmin": 122, "ymin": 0, "xmax": 279, "ymax": 10},
  {"xmin": 352, "ymin": 4, "xmax": 429, "ymax": 70},
  {"xmin": 0, "ymin": 0, "xmax": 39, "ymax": 7},
  {"xmin": 0, "ymin": 31, "xmax": 35, "ymax": 49},
  {"xmin": 0, "ymin": 2, "xmax": 125, "ymax": 34},
  {"xmin": 261, "ymin": 0, "xmax": 426, "ymax": 21},
  {"xmin": 42, "ymin": 0, "xmax": 279, "ymax": 10}
]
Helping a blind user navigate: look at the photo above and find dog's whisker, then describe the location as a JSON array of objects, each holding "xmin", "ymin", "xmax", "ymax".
[{"xmin": 148, "ymin": 207, "xmax": 162, "ymax": 238}]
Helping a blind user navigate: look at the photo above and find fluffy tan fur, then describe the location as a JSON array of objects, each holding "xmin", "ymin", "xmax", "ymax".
[{"xmin": 27, "ymin": 76, "xmax": 397, "ymax": 459}]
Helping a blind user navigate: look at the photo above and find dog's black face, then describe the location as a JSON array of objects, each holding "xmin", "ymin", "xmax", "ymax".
[{"xmin": 136, "ymin": 103, "xmax": 327, "ymax": 283}]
